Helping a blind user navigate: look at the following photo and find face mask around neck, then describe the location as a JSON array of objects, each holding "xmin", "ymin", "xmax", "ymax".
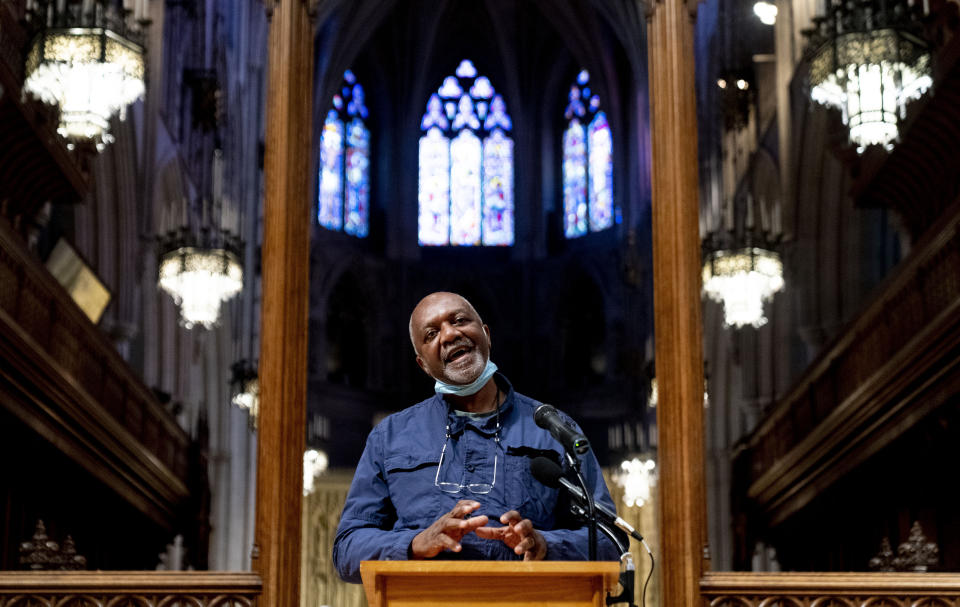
[{"xmin": 434, "ymin": 359, "xmax": 498, "ymax": 396}]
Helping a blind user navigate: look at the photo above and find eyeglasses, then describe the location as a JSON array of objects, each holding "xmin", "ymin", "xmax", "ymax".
[{"xmin": 434, "ymin": 407, "xmax": 502, "ymax": 495}]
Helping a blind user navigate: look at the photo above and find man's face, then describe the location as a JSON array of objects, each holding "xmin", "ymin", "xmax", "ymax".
[{"xmin": 410, "ymin": 293, "xmax": 491, "ymax": 385}]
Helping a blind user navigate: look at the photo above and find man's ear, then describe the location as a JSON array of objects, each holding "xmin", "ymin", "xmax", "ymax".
[
  {"xmin": 483, "ymin": 324, "xmax": 491, "ymax": 347},
  {"xmin": 415, "ymin": 355, "xmax": 428, "ymax": 374}
]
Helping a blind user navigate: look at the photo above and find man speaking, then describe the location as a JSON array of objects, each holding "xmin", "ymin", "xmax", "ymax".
[{"xmin": 333, "ymin": 291, "xmax": 622, "ymax": 583}]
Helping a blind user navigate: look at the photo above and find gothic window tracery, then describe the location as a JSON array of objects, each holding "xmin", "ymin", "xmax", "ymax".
[
  {"xmin": 418, "ymin": 59, "xmax": 514, "ymax": 246},
  {"xmin": 563, "ymin": 70, "xmax": 613, "ymax": 238}
]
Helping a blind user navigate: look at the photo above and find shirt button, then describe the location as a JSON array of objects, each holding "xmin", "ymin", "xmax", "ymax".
[{"xmin": 466, "ymin": 464, "xmax": 476, "ymax": 472}]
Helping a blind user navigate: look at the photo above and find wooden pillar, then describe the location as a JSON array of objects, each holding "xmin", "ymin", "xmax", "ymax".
[
  {"xmin": 253, "ymin": 1, "xmax": 313, "ymax": 607},
  {"xmin": 647, "ymin": 0, "xmax": 709, "ymax": 605}
]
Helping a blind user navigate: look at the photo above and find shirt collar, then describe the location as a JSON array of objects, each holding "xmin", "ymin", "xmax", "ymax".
[{"xmin": 437, "ymin": 372, "xmax": 515, "ymax": 436}]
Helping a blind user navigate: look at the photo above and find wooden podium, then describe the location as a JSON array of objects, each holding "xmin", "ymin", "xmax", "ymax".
[{"xmin": 360, "ymin": 560, "xmax": 621, "ymax": 607}]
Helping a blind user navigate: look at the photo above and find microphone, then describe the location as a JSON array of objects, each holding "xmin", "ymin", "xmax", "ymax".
[
  {"xmin": 530, "ymin": 456, "xmax": 644, "ymax": 542},
  {"xmin": 534, "ymin": 404, "xmax": 590, "ymax": 455}
]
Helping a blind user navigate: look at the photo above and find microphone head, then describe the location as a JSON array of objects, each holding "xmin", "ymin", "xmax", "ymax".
[
  {"xmin": 530, "ymin": 456, "xmax": 564, "ymax": 489},
  {"xmin": 533, "ymin": 404, "xmax": 557, "ymax": 429}
]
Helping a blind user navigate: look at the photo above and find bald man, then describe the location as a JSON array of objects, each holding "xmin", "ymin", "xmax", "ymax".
[{"xmin": 333, "ymin": 292, "xmax": 622, "ymax": 583}]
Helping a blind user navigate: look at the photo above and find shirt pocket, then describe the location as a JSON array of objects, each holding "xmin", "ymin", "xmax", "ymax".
[
  {"xmin": 384, "ymin": 451, "xmax": 443, "ymax": 528},
  {"xmin": 504, "ymin": 451, "xmax": 557, "ymax": 527}
]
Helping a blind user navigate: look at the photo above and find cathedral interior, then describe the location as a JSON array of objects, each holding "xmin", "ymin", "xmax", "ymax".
[{"xmin": 1, "ymin": 0, "xmax": 960, "ymax": 604}]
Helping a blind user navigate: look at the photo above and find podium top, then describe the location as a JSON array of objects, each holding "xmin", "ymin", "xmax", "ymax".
[{"xmin": 360, "ymin": 560, "xmax": 621, "ymax": 607}]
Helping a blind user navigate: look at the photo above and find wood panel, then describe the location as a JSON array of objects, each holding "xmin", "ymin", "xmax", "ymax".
[
  {"xmin": 647, "ymin": 0, "xmax": 710, "ymax": 605},
  {"xmin": 253, "ymin": 0, "xmax": 314, "ymax": 606},
  {"xmin": 0, "ymin": 218, "xmax": 190, "ymax": 529},
  {"xmin": 701, "ymin": 571, "xmax": 960, "ymax": 607},
  {"xmin": 360, "ymin": 561, "xmax": 620, "ymax": 607},
  {"xmin": 743, "ymin": 195, "xmax": 960, "ymax": 526}
]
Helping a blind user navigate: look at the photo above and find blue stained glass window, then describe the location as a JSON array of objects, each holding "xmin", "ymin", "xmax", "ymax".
[
  {"xmin": 588, "ymin": 111, "xmax": 613, "ymax": 231},
  {"xmin": 318, "ymin": 71, "xmax": 370, "ymax": 238},
  {"xmin": 418, "ymin": 59, "xmax": 514, "ymax": 246},
  {"xmin": 418, "ymin": 127, "xmax": 450, "ymax": 246},
  {"xmin": 482, "ymin": 129, "xmax": 514, "ymax": 245},
  {"xmin": 345, "ymin": 118, "xmax": 370, "ymax": 237},
  {"xmin": 318, "ymin": 111, "xmax": 344, "ymax": 230},
  {"xmin": 562, "ymin": 119, "xmax": 588, "ymax": 238},
  {"xmin": 562, "ymin": 70, "xmax": 614, "ymax": 238}
]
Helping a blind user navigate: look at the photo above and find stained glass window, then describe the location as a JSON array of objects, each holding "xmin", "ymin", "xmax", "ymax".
[
  {"xmin": 418, "ymin": 59, "xmax": 514, "ymax": 246},
  {"xmin": 318, "ymin": 70, "xmax": 370, "ymax": 237},
  {"xmin": 562, "ymin": 70, "xmax": 614, "ymax": 238}
]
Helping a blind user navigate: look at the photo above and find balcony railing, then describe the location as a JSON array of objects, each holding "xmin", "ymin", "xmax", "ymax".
[
  {"xmin": 742, "ymin": 195, "xmax": 960, "ymax": 525},
  {"xmin": 0, "ymin": 571, "xmax": 262, "ymax": 606},
  {"xmin": 0, "ymin": 218, "xmax": 191, "ymax": 528},
  {"xmin": 702, "ymin": 571, "xmax": 960, "ymax": 607}
]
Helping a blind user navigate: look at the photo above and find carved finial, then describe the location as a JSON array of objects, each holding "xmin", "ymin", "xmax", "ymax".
[
  {"xmin": 18, "ymin": 521, "xmax": 86, "ymax": 571},
  {"xmin": 869, "ymin": 537, "xmax": 895, "ymax": 571},
  {"xmin": 893, "ymin": 521, "xmax": 939, "ymax": 572}
]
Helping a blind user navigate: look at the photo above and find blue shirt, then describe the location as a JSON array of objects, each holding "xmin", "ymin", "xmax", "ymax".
[{"xmin": 333, "ymin": 374, "xmax": 622, "ymax": 583}]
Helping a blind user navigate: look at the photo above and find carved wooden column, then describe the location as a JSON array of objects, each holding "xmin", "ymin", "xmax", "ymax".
[
  {"xmin": 646, "ymin": 0, "xmax": 709, "ymax": 605},
  {"xmin": 254, "ymin": 1, "xmax": 313, "ymax": 607}
]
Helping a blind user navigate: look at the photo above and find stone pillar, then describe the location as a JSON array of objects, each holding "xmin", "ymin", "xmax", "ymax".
[
  {"xmin": 646, "ymin": 0, "xmax": 710, "ymax": 605},
  {"xmin": 253, "ymin": 1, "xmax": 313, "ymax": 607}
]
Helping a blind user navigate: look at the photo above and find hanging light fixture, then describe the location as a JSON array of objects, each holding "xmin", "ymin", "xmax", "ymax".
[
  {"xmin": 753, "ymin": 1, "xmax": 777, "ymax": 25},
  {"xmin": 158, "ymin": 142, "xmax": 243, "ymax": 329},
  {"xmin": 230, "ymin": 359, "xmax": 259, "ymax": 429},
  {"xmin": 158, "ymin": 225, "xmax": 243, "ymax": 329},
  {"xmin": 612, "ymin": 457, "xmax": 657, "ymax": 508},
  {"xmin": 23, "ymin": 0, "xmax": 147, "ymax": 151},
  {"xmin": 702, "ymin": 246, "xmax": 783, "ymax": 328},
  {"xmin": 805, "ymin": 0, "xmax": 932, "ymax": 152}
]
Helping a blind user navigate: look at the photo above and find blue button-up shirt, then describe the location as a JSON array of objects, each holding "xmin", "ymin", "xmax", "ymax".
[{"xmin": 333, "ymin": 374, "xmax": 622, "ymax": 583}]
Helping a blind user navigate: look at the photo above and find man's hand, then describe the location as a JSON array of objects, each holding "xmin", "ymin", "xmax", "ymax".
[
  {"xmin": 410, "ymin": 500, "xmax": 490, "ymax": 559},
  {"xmin": 474, "ymin": 510, "xmax": 547, "ymax": 561}
]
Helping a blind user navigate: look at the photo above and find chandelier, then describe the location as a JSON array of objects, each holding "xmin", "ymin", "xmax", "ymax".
[
  {"xmin": 612, "ymin": 457, "xmax": 657, "ymax": 508},
  {"xmin": 230, "ymin": 360, "xmax": 259, "ymax": 429},
  {"xmin": 158, "ymin": 226, "xmax": 243, "ymax": 329},
  {"xmin": 753, "ymin": 1, "xmax": 777, "ymax": 25},
  {"xmin": 23, "ymin": 1, "xmax": 146, "ymax": 151},
  {"xmin": 303, "ymin": 449, "xmax": 329, "ymax": 496},
  {"xmin": 805, "ymin": 0, "xmax": 932, "ymax": 152},
  {"xmin": 702, "ymin": 246, "xmax": 784, "ymax": 328}
]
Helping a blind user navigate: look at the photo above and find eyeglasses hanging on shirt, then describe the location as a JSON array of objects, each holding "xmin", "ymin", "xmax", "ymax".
[{"xmin": 434, "ymin": 398, "xmax": 502, "ymax": 495}]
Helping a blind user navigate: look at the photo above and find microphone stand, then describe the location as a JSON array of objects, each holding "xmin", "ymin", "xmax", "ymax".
[
  {"xmin": 566, "ymin": 507, "xmax": 637, "ymax": 607},
  {"xmin": 564, "ymin": 450, "xmax": 597, "ymax": 561}
]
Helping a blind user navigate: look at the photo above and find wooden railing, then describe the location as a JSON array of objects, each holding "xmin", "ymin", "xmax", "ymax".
[
  {"xmin": 702, "ymin": 572, "xmax": 960, "ymax": 607},
  {"xmin": 0, "ymin": 218, "xmax": 191, "ymax": 528},
  {"xmin": 0, "ymin": 572, "xmax": 262, "ymax": 607},
  {"xmin": 742, "ymin": 196, "xmax": 960, "ymax": 525}
]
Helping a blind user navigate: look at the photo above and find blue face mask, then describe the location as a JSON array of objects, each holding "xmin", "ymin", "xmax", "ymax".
[{"xmin": 434, "ymin": 359, "xmax": 498, "ymax": 396}]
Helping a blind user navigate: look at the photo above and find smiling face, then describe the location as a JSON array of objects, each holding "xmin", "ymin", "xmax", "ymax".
[{"xmin": 409, "ymin": 292, "xmax": 491, "ymax": 385}]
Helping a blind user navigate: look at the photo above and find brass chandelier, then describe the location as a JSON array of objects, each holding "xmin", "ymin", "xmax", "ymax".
[
  {"xmin": 805, "ymin": 0, "xmax": 932, "ymax": 152},
  {"xmin": 23, "ymin": 0, "xmax": 147, "ymax": 151}
]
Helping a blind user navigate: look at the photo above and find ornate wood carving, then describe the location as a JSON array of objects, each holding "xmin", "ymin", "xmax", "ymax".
[
  {"xmin": 0, "ymin": 219, "xmax": 190, "ymax": 528},
  {"xmin": 701, "ymin": 571, "xmax": 960, "ymax": 607},
  {"xmin": 0, "ymin": 571, "xmax": 261, "ymax": 607},
  {"xmin": 742, "ymin": 196, "xmax": 960, "ymax": 525}
]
